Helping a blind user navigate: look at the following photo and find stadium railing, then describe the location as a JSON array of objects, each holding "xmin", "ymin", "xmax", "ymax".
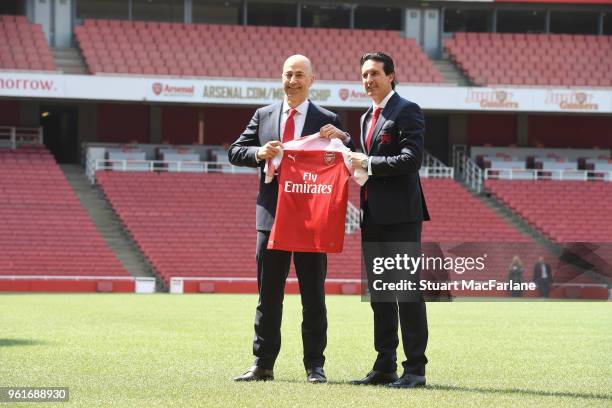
[
  {"xmin": 485, "ymin": 168, "xmax": 612, "ymax": 182},
  {"xmin": 0, "ymin": 126, "xmax": 43, "ymax": 148},
  {"xmin": 453, "ymin": 144, "xmax": 484, "ymax": 193},
  {"xmin": 90, "ymin": 158, "xmax": 455, "ymax": 183}
]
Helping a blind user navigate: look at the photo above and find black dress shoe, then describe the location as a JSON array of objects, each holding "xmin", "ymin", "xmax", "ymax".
[
  {"xmin": 306, "ymin": 367, "xmax": 327, "ymax": 384},
  {"xmin": 350, "ymin": 370, "xmax": 398, "ymax": 385},
  {"xmin": 233, "ymin": 366, "xmax": 274, "ymax": 382},
  {"xmin": 387, "ymin": 373, "xmax": 426, "ymax": 388}
]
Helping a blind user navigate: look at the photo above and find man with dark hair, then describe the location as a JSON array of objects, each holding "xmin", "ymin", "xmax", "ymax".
[
  {"xmin": 228, "ymin": 54, "xmax": 352, "ymax": 384},
  {"xmin": 349, "ymin": 52, "xmax": 430, "ymax": 388},
  {"xmin": 533, "ymin": 256, "xmax": 552, "ymax": 298}
]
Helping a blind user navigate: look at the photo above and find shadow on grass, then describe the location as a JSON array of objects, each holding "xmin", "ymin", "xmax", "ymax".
[
  {"xmin": 0, "ymin": 339, "xmax": 46, "ymax": 347},
  {"xmin": 271, "ymin": 380, "xmax": 611, "ymax": 401},
  {"xmin": 427, "ymin": 384, "xmax": 612, "ymax": 401}
]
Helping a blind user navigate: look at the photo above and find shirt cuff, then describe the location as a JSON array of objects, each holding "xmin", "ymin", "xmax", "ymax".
[{"xmin": 367, "ymin": 157, "xmax": 373, "ymax": 176}]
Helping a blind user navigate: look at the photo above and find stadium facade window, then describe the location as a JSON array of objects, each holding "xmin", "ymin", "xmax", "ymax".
[
  {"xmin": 0, "ymin": 0, "xmax": 25, "ymax": 15},
  {"xmin": 247, "ymin": 2, "xmax": 297, "ymax": 27},
  {"xmin": 300, "ymin": 3, "xmax": 350, "ymax": 29},
  {"xmin": 354, "ymin": 6, "xmax": 401, "ymax": 31},
  {"xmin": 496, "ymin": 10, "xmax": 546, "ymax": 33},
  {"xmin": 193, "ymin": 0, "xmax": 242, "ymax": 25},
  {"xmin": 550, "ymin": 11, "xmax": 599, "ymax": 35},
  {"xmin": 77, "ymin": 0, "xmax": 129, "ymax": 20},
  {"xmin": 132, "ymin": 0, "xmax": 184, "ymax": 22},
  {"xmin": 605, "ymin": 13, "xmax": 612, "ymax": 35},
  {"xmin": 443, "ymin": 8, "xmax": 492, "ymax": 33}
]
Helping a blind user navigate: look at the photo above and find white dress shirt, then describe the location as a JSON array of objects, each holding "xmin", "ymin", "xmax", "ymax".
[
  {"xmin": 366, "ymin": 90, "xmax": 395, "ymax": 175},
  {"xmin": 281, "ymin": 99, "xmax": 309, "ymax": 140}
]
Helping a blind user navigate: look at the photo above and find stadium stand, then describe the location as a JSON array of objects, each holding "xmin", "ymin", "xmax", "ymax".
[
  {"xmin": 96, "ymin": 168, "xmax": 594, "ymax": 294},
  {"xmin": 0, "ymin": 14, "xmax": 56, "ymax": 71},
  {"xmin": 486, "ymin": 180, "xmax": 612, "ymax": 243},
  {"xmin": 0, "ymin": 146, "xmax": 128, "ymax": 286},
  {"xmin": 444, "ymin": 32, "xmax": 612, "ymax": 87},
  {"xmin": 74, "ymin": 19, "xmax": 444, "ymax": 83}
]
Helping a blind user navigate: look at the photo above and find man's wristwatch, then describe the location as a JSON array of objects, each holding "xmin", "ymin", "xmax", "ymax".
[{"xmin": 360, "ymin": 158, "xmax": 368, "ymax": 170}]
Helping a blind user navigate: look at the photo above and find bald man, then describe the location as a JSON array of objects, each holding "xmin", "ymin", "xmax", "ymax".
[{"xmin": 229, "ymin": 55, "xmax": 353, "ymax": 383}]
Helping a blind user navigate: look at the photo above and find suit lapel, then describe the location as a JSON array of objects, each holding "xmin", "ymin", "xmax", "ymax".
[
  {"xmin": 301, "ymin": 100, "xmax": 320, "ymax": 137},
  {"xmin": 369, "ymin": 93, "xmax": 399, "ymax": 154},
  {"xmin": 360, "ymin": 107, "xmax": 370, "ymax": 153},
  {"xmin": 266, "ymin": 102, "xmax": 283, "ymax": 142}
]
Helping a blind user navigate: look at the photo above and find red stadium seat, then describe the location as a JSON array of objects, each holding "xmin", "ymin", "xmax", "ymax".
[
  {"xmin": 0, "ymin": 147, "xmax": 128, "ymax": 278},
  {"xmin": 445, "ymin": 32, "xmax": 612, "ymax": 88},
  {"xmin": 74, "ymin": 19, "xmax": 445, "ymax": 82}
]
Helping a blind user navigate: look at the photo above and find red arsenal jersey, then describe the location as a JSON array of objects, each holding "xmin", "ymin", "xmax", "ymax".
[{"xmin": 268, "ymin": 149, "xmax": 350, "ymax": 253}]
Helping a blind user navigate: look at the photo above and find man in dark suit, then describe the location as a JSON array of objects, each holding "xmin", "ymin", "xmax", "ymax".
[
  {"xmin": 228, "ymin": 55, "xmax": 352, "ymax": 383},
  {"xmin": 349, "ymin": 52, "xmax": 430, "ymax": 388},
  {"xmin": 533, "ymin": 256, "xmax": 552, "ymax": 298}
]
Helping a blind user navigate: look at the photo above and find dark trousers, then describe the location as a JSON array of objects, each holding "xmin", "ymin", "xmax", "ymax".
[
  {"xmin": 253, "ymin": 230, "xmax": 327, "ymax": 370},
  {"xmin": 361, "ymin": 211, "xmax": 428, "ymax": 376}
]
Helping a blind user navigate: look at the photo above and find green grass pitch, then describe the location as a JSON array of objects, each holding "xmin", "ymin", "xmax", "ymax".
[{"xmin": 0, "ymin": 294, "xmax": 610, "ymax": 407}]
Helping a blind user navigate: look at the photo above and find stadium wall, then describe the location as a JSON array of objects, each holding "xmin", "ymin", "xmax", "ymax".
[
  {"xmin": 0, "ymin": 100, "xmax": 20, "ymax": 125},
  {"xmin": 528, "ymin": 115, "xmax": 612, "ymax": 147}
]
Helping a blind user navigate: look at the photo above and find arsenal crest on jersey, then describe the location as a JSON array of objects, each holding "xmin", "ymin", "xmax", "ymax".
[{"xmin": 323, "ymin": 152, "xmax": 335, "ymax": 165}]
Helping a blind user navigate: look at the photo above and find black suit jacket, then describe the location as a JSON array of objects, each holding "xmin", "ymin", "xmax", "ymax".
[
  {"xmin": 360, "ymin": 92, "xmax": 430, "ymax": 225},
  {"xmin": 228, "ymin": 100, "xmax": 351, "ymax": 231},
  {"xmin": 533, "ymin": 262, "xmax": 552, "ymax": 283}
]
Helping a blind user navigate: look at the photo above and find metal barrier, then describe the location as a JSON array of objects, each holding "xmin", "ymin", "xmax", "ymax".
[
  {"xmin": 485, "ymin": 168, "xmax": 612, "ymax": 182},
  {"xmin": 453, "ymin": 144, "xmax": 484, "ymax": 193},
  {"xmin": 345, "ymin": 201, "xmax": 361, "ymax": 234},
  {"xmin": 90, "ymin": 159, "xmax": 257, "ymax": 183},
  {"xmin": 423, "ymin": 151, "xmax": 448, "ymax": 168},
  {"xmin": 420, "ymin": 166, "xmax": 454, "ymax": 179},
  {"xmin": 0, "ymin": 126, "xmax": 43, "ymax": 148}
]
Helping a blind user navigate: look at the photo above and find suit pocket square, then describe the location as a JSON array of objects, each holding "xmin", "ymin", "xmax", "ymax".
[{"xmin": 380, "ymin": 133, "xmax": 393, "ymax": 144}]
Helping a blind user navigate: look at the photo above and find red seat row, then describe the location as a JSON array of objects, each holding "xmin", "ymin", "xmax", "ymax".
[
  {"xmin": 0, "ymin": 146, "xmax": 128, "ymax": 277},
  {"xmin": 445, "ymin": 32, "xmax": 612, "ymax": 87},
  {"xmin": 76, "ymin": 19, "xmax": 444, "ymax": 83},
  {"xmin": 0, "ymin": 15, "xmax": 56, "ymax": 71}
]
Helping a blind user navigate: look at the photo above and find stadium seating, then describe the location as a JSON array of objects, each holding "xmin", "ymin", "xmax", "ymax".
[
  {"xmin": 0, "ymin": 15, "xmax": 56, "ymax": 71},
  {"xmin": 75, "ymin": 19, "xmax": 444, "ymax": 83},
  {"xmin": 97, "ymin": 170, "xmax": 590, "ymax": 287},
  {"xmin": 0, "ymin": 146, "xmax": 128, "ymax": 276},
  {"xmin": 445, "ymin": 33, "xmax": 612, "ymax": 87},
  {"xmin": 486, "ymin": 180, "xmax": 612, "ymax": 243}
]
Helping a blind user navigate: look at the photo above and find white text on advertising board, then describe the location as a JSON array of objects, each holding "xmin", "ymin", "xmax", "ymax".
[{"xmin": 203, "ymin": 86, "xmax": 330, "ymax": 102}]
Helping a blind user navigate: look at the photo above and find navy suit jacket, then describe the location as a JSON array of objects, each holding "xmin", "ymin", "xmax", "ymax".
[
  {"xmin": 360, "ymin": 92, "xmax": 430, "ymax": 225},
  {"xmin": 228, "ymin": 100, "xmax": 352, "ymax": 231}
]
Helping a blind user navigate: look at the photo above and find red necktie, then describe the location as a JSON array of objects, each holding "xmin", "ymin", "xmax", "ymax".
[
  {"xmin": 365, "ymin": 107, "xmax": 382, "ymax": 152},
  {"xmin": 282, "ymin": 108, "xmax": 297, "ymax": 143}
]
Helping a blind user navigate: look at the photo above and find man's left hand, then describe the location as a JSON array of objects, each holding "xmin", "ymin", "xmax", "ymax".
[
  {"xmin": 349, "ymin": 152, "xmax": 368, "ymax": 170},
  {"xmin": 320, "ymin": 124, "xmax": 348, "ymax": 141}
]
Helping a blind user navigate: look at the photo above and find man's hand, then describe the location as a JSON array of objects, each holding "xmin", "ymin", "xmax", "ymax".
[
  {"xmin": 320, "ymin": 124, "xmax": 348, "ymax": 141},
  {"xmin": 257, "ymin": 141, "xmax": 282, "ymax": 160},
  {"xmin": 349, "ymin": 152, "xmax": 369, "ymax": 170}
]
